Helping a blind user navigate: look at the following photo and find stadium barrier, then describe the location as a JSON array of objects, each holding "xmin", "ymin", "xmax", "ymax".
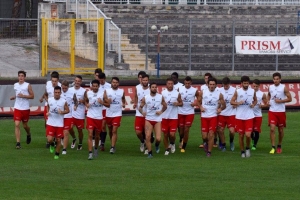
[{"xmin": 1, "ymin": 82, "xmax": 300, "ymax": 117}]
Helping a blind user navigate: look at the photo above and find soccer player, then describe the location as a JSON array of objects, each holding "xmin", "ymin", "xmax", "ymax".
[
  {"xmin": 199, "ymin": 77, "xmax": 226, "ymax": 157},
  {"xmin": 61, "ymin": 80, "xmax": 76, "ymax": 155},
  {"xmin": 138, "ymin": 82, "xmax": 167, "ymax": 158},
  {"xmin": 231, "ymin": 76, "xmax": 257, "ymax": 158},
  {"xmin": 133, "ymin": 73, "xmax": 150, "ymax": 153},
  {"xmin": 103, "ymin": 77, "xmax": 126, "ymax": 154},
  {"xmin": 70, "ymin": 75, "xmax": 87, "ymax": 150},
  {"xmin": 178, "ymin": 76, "xmax": 199, "ymax": 153},
  {"xmin": 85, "ymin": 79, "xmax": 109, "ymax": 160},
  {"xmin": 171, "ymin": 72, "xmax": 183, "ymax": 90},
  {"xmin": 251, "ymin": 79, "xmax": 268, "ymax": 150},
  {"xmin": 161, "ymin": 78, "xmax": 182, "ymax": 155},
  {"xmin": 46, "ymin": 86, "xmax": 69, "ymax": 159},
  {"xmin": 267, "ymin": 72, "xmax": 291, "ymax": 154},
  {"xmin": 217, "ymin": 77, "xmax": 236, "ymax": 151},
  {"xmin": 10, "ymin": 70, "xmax": 34, "ymax": 149},
  {"xmin": 98, "ymin": 73, "xmax": 111, "ymax": 151}
]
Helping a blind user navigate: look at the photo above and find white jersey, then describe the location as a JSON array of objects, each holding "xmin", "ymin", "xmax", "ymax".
[
  {"xmin": 86, "ymin": 90, "xmax": 103, "ymax": 119},
  {"xmin": 178, "ymin": 86, "xmax": 197, "ymax": 115},
  {"xmin": 13, "ymin": 82, "xmax": 30, "ymax": 110},
  {"xmin": 106, "ymin": 88, "xmax": 124, "ymax": 117},
  {"xmin": 269, "ymin": 83, "xmax": 286, "ymax": 112},
  {"xmin": 200, "ymin": 84, "xmax": 208, "ymax": 91},
  {"xmin": 99, "ymin": 82, "xmax": 111, "ymax": 110},
  {"xmin": 174, "ymin": 82, "xmax": 183, "ymax": 90},
  {"xmin": 201, "ymin": 89, "xmax": 220, "ymax": 118},
  {"xmin": 161, "ymin": 89, "xmax": 179, "ymax": 119},
  {"xmin": 235, "ymin": 88, "xmax": 255, "ymax": 120},
  {"xmin": 47, "ymin": 97, "xmax": 66, "ymax": 127},
  {"xmin": 135, "ymin": 85, "xmax": 150, "ymax": 117},
  {"xmin": 71, "ymin": 87, "xmax": 86, "ymax": 119},
  {"xmin": 219, "ymin": 86, "xmax": 236, "ymax": 116},
  {"xmin": 145, "ymin": 93, "xmax": 163, "ymax": 122},
  {"xmin": 61, "ymin": 89, "xmax": 74, "ymax": 119},
  {"xmin": 45, "ymin": 81, "xmax": 61, "ymax": 106}
]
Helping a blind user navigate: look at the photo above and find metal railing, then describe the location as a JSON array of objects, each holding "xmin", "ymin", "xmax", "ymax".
[{"xmin": 0, "ymin": 18, "xmax": 38, "ymax": 39}]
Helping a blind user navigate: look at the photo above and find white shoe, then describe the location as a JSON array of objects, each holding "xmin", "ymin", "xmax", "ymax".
[
  {"xmin": 144, "ymin": 149, "xmax": 148, "ymax": 155},
  {"xmin": 241, "ymin": 153, "xmax": 246, "ymax": 158},
  {"xmin": 140, "ymin": 143, "xmax": 145, "ymax": 152},
  {"xmin": 171, "ymin": 144, "xmax": 176, "ymax": 153},
  {"xmin": 62, "ymin": 150, "xmax": 67, "ymax": 155},
  {"xmin": 164, "ymin": 150, "xmax": 169, "ymax": 155},
  {"xmin": 245, "ymin": 149, "xmax": 251, "ymax": 157}
]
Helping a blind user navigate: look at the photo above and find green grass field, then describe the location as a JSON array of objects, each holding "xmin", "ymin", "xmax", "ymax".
[{"xmin": 1, "ymin": 113, "xmax": 299, "ymax": 199}]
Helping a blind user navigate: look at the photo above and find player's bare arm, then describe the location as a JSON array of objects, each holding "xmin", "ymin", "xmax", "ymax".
[
  {"xmin": 230, "ymin": 90, "xmax": 240, "ymax": 106},
  {"xmin": 198, "ymin": 90, "xmax": 205, "ymax": 112},
  {"xmin": 276, "ymin": 87, "xmax": 292, "ymax": 103},
  {"xmin": 218, "ymin": 93, "xmax": 226, "ymax": 114},
  {"xmin": 122, "ymin": 92, "xmax": 126, "ymax": 108},
  {"xmin": 260, "ymin": 93, "xmax": 269, "ymax": 108},
  {"xmin": 84, "ymin": 91, "xmax": 90, "ymax": 108},
  {"xmin": 133, "ymin": 87, "xmax": 138, "ymax": 109},
  {"xmin": 103, "ymin": 90, "xmax": 111, "ymax": 108},
  {"xmin": 138, "ymin": 97, "xmax": 146, "ymax": 116},
  {"xmin": 251, "ymin": 92, "xmax": 257, "ymax": 108},
  {"xmin": 59, "ymin": 102, "xmax": 70, "ymax": 115},
  {"xmin": 156, "ymin": 97, "xmax": 167, "ymax": 115},
  {"xmin": 173, "ymin": 93, "xmax": 183, "ymax": 107},
  {"xmin": 39, "ymin": 90, "xmax": 47, "ymax": 103},
  {"xmin": 73, "ymin": 93, "xmax": 78, "ymax": 110},
  {"xmin": 192, "ymin": 90, "xmax": 200, "ymax": 107}
]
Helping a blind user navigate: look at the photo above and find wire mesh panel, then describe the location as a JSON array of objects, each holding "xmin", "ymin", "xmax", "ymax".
[{"xmin": 0, "ymin": 18, "xmax": 37, "ymax": 39}]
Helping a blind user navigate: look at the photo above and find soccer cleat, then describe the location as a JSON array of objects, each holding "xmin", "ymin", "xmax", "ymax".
[
  {"xmin": 199, "ymin": 144, "xmax": 204, "ymax": 148},
  {"xmin": 26, "ymin": 135, "xmax": 31, "ymax": 144},
  {"xmin": 62, "ymin": 150, "xmax": 67, "ymax": 155},
  {"xmin": 92, "ymin": 139, "xmax": 95, "ymax": 147},
  {"xmin": 241, "ymin": 153, "xmax": 246, "ymax": 158},
  {"xmin": 245, "ymin": 149, "xmax": 251, "ymax": 157},
  {"xmin": 140, "ymin": 143, "xmax": 145, "ymax": 152},
  {"xmin": 110, "ymin": 147, "xmax": 115, "ymax": 154},
  {"xmin": 269, "ymin": 148, "xmax": 275, "ymax": 154},
  {"xmin": 276, "ymin": 148, "xmax": 282, "ymax": 154},
  {"xmin": 230, "ymin": 142, "xmax": 235, "ymax": 151},
  {"xmin": 251, "ymin": 146, "xmax": 256, "ymax": 151},
  {"xmin": 15, "ymin": 143, "xmax": 21, "ymax": 149},
  {"xmin": 88, "ymin": 153, "xmax": 93, "ymax": 160},
  {"xmin": 164, "ymin": 150, "xmax": 169, "ymax": 156},
  {"xmin": 206, "ymin": 152, "xmax": 211, "ymax": 157},
  {"xmin": 213, "ymin": 144, "xmax": 218, "ymax": 148},
  {"xmin": 94, "ymin": 148, "xmax": 99, "ymax": 157},
  {"xmin": 71, "ymin": 138, "xmax": 76, "ymax": 149},
  {"xmin": 221, "ymin": 147, "xmax": 226, "ymax": 152},
  {"xmin": 100, "ymin": 144, "xmax": 105, "ymax": 151},
  {"xmin": 50, "ymin": 145, "xmax": 55, "ymax": 153},
  {"xmin": 77, "ymin": 144, "xmax": 82, "ymax": 150},
  {"xmin": 155, "ymin": 146, "xmax": 160, "ymax": 153},
  {"xmin": 54, "ymin": 155, "xmax": 59, "ymax": 160},
  {"xmin": 180, "ymin": 149, "xmax": 185, "ymax": 153},
  {"xmin": 171, "ymin": 144, "xmax": 176, "ymax": 153},
  {"xmin": 144, "ymin": 149, "xmax": 148, "ymax": 155},
  {"xmin": 147, "ymin": 154, "xmax": 153, "ymax": 158}
]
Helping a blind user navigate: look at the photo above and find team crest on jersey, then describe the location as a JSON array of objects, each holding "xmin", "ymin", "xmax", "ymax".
[{"xmin": 204, "ymin": 99, "xmax": 217, "ymax": 106}]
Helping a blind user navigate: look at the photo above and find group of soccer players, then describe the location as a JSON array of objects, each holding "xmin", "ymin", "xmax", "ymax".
[{"xmin": 10, "ymin": 69, "xmax": 291, "ymax": 159}]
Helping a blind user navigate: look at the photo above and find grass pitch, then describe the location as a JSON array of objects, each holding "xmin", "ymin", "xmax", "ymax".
[{"xmin": 0, "ymin": 113, "xmax": 299, "ymax": 200}]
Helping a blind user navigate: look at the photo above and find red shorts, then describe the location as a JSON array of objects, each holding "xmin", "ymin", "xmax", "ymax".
[
  {"xmin": 102, "ymin": 109, "xmax": 106, "ymax": 119},
  {"xmin": 46, "ymin": 125, "xmax": 64, "ymax": 138},
  {"xmin": 135, "ymin": 116, "xmax": 145, "ymax": 131},
  {"xmin": 236, "ymin": 118, "xmax": 253, "ymax": 134},
  {"xmin": 106, "ymin": 116, "xmax": 122, "ymax": 127},
  {"xmin": 268, "ymin": 111, "xmax": 286, "ymax": 127},
  {"xmin": 146, "ymin": 120, "xmax": 160, "ymax": 127},
  {"xmin": 14, "ymin": 109, "xmax": 30, "ymax": 122},
  {"xmin": 43, "ymin": 105, "xmax": 48, "ymax": 120},
  {"xmin": 86, "ymin": 117, "xmax": 102, "ymax": 131},
  {"xmin": 253, "ymin": 116, "xmax": 262, "ymax": 132},
  {"xmin": 162, "ymin": 119, "xmax": 178, "ymax": 133},
  {"xmin": 64, "ymin": 118, "xmax": 73, "ymax": 131},
  {"xmin": 72, "ymin": 118, "xmax": 85, "ymax": 129},
  {"xmin": 178, "ymin": 114, "xmax": 194, "ymax": 127},
  {"xmin": 218, "ymin": 115, "xmax": 235, "ymax": 129},
  {"xmin": 201, "ymin": 117, "xmax": 218, "ymax": 133}
]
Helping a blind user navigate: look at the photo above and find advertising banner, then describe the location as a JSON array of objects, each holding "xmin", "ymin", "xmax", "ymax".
[{"xmin": 235, "ymin": 36, "xmax": 300, "ymax": 55}]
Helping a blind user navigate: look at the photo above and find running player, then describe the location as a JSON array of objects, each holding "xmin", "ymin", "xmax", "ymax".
[
  {"xmin": 231, "ymin": 76, "xmax": 257, "ymax": 158},
  {"xmin": 10, "ymin": 70, "xmax": 34, "ymax": 149},
  {"xmin": 267, "ymin": 72, "xmax": 291, "ymax": 154},
  {"xmin": 46, "ymin": 86, "xmax": 69, "ymax": 159},
  {"xmin": 161, "ymin": 78, "xmax": 182, "ymax": 155},
  {"xmin": 171, "ymin": 72, "xmax": 183, "ymax": 90},
  {"xmin": 138, "ymin": 82, "xmax": 167, "ymax": 158},
  {"xmin": 103, "ymin": 77, "xmax": 126, "ymax": 154},
  {"xmin": 199, "ymin": 77, "xmax": 226, "ymax": 157}
]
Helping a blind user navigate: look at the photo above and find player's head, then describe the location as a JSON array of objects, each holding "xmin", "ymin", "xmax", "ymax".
[
  {"xmin": 51, "ymin": 71, "xmax": 59, "ymax": 79},
  {"xmin": 18, "ymin": 70, "xmax": 26, "ymax": 82},
  {"xmin": 272, "ymin": 72, "xmax": 281, "ymax": 86},
  {"xmin": 54, "ymin": 86, "xmax": 62, "ymax": 100},
  {"xmin": 111, "ymin": 77, "xmax": 120, "ymax": 89},
  {"xmin": 149, "ymin": 82, "xmax": 157, "ymax": 94},
  {"xmin": 91, "ymin": 79, "xmax": 100, "ymax": 92},
  {"xmin": 252, "ymin": 79, "xmax": 260, "ymax": 92},
  {"xmin": 51, "ymin": 75, "xmax": 59, "ymax": 87},
  {"xmin": 166, "ymin": 77, "xmax": 174, "ymax": 91},
  {"xmin": 204, "ymin": 73, "xmax": 212, "ymax": 84},
  {"xmin": 208, "ymin": 77, "xmax": 217, "ymax": 92},
  {"xmin": 141, "ymin": 74, "xmax": 149, "ymax": 88},
  {"xmin": 94, "ymin": 68, "xmax": 102, "ymax": 80},
  {"xmin": 241, "ymin": 76, "xmax": 250, "ymax": 90},
  {"xmin": 222, "ymin": 77, "xmax": 231, "ymax": 90},
  {"xmin": 171, "ymin": 72, "xmax": 179, "ymax": 84},
  {"xmin": 138, "ymin": 71, "xmax": 146, "ymax": 84},
  {"xmin": 74, "ymin": 75, "xmax": 83, "ymax": 88},
  {"xmin": 184, "ymin": 76, "xmax": 192, "ymax": 89},
  {"xmin": 98, "ymin": 73, "xmax": 106, "ymax": 85},
  {"xmin": 61, "ymin": 80, "xmax": 69, "ymax": 93}
]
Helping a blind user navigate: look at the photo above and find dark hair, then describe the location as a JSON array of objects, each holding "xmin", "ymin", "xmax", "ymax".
[
  {"xmin": 111, "ymin": 77, "xmax": 119, "ymax": 82},
  {"xmin": 54, "ymin": 86, "xmax": 61, "ymax": 91},
  {"xmin": 98, "ymin": 73, "xmax": 106, "ymax": 79},
  {"xmin": 171, "ymin": 72, "xmax": 179, "ymax": 78},
  {"xmin": 61, "ymin": 80, "xmax": 69, "ymax": 87},
  {"xmin": 18, "ymin": 70, "xmax": 26, "ymax": 77},
  {"xmin": 91, "ymin": 79, "xmax": 100, "ymax": 85},
  {"xmin": 273, "ymin": 72, "xmax": 281, "ymax": 79},
  {"xmin": 222, "ymin": 77, "xmax": 231, "ymax": 85},
  {"xmin": 208, "ymin": 77, "xmax": 217, "ymax": 85},
  {"xmin": 138, "ymin": 71, "xmax": 146, "ymax": 77},
  {"xmin": 149, "ymin": 82, "xmax": 157, "ymax": 88},
  {"xmin": 76, "ymin": 75, "xmax": 83, "ymax": 80},
  {"xmin": 51, "ymin": 71, "xmax": 59, "ymax": 79},
  {"xmin": 241, "ymin": 76, "xmax": 250, "ymax": 83},
  {"xmin": 253, "ymin": 79, "xmax": 260, "ymax": 85},
  {"xmin": 94, "ymin": 68, "xmax": 102, "ymax": 74},
  {"xmin": 166, "ymin": 77, "xmax": 174, "ymax": 83},
  {"xmin": 204, "ymin": 73, "xmax": 212, "ymax": 77},
  {"xmin": 141, "ymin": 74, "xmax": 149, "ymax": 79},
  {"xmin": 184, "ymin": 76, "xmax": 192, "ymax": 82}
]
